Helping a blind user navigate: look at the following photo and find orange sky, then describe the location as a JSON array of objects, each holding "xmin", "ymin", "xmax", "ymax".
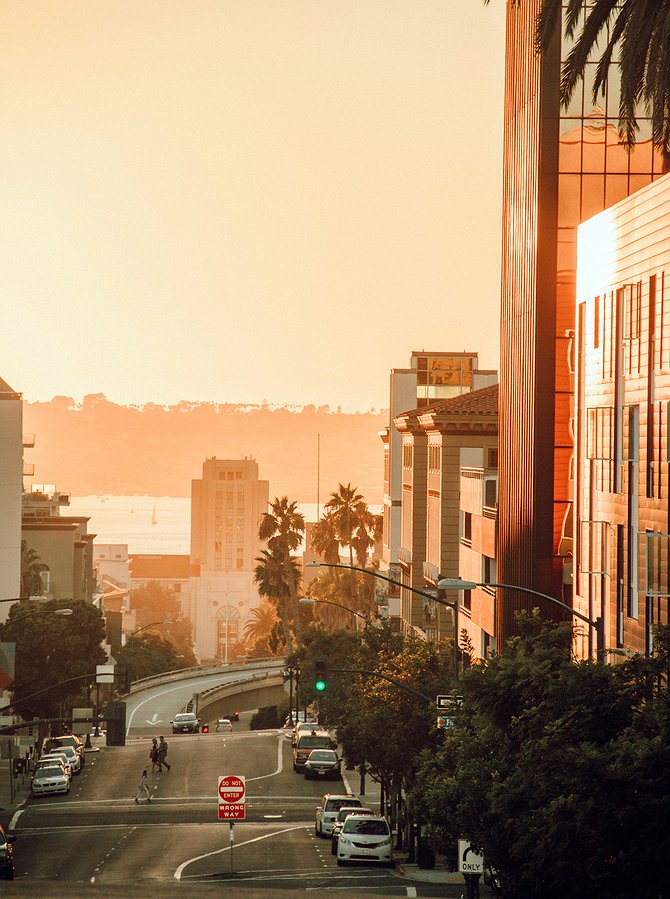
[{"xmin": 0, "ymin": 0, "xmax": 505, "ymax": 411}]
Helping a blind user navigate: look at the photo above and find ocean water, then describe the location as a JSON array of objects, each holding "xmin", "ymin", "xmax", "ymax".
[{"xmin": 69, "ymin": 496, "xmax": 369, "ymax": 556}]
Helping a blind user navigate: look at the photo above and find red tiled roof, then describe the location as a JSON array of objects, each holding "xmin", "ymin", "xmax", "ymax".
[
  {"xmin": 129, "ymin": 554, "xmax": 198, "ymax": 579},
  {"xmin": 402, "ymin": 383, "xmax": 499, "ymax": 419}
]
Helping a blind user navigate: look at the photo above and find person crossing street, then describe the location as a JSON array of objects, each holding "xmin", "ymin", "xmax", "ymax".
[
  {"xmin": 135, "ymin": 770, "xmax": 151, "ymax": 803},
  {"xmin": 158, "ymin": 736, "xmax": 171, "ymax": 772}
]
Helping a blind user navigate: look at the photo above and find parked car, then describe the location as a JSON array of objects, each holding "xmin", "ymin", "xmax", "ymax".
[
  {"xmin": 40, "ymin": 751, "xmax": 72, "ymax": 779},
  {"xmin": 304, "ymin": 749, "xmax": 341, "ymax": 780},
  {"xmin": 215, "ymin": 718, "xmax": 233, "ymax": 732},
  {"xmin": 171, "ymin": 712, "xmax": 200, "ymax": 734},
  {"xmin": 34, "ymin": 758, "xmax": 69, "ymax": 779},
  {"xmin": 291, "ymin": 720, "xmax": 319, "ymax": 746},
  {"xmin": 331, "ymin": 807, "xmax": 374, "ymax": 854},
  {"xmin": 44, "ymin": 744, "xmax": 80, "ymax": 774},
  {"xmin": 315, "ymin": 793, "xmax": 363, "ymax": 837},
  {"xmin": 293, "ymin": 731, "xmax": 336, "ymax": 772},
  {"xmin": 31, "ymin": 764, "xmax": 70, "ymax": 797},
  {"xmin": 46, "ymin": 735, "xmax": 85, "ymax": 767},
  {"xmin": 336, "ymin": 814, "xmax": 393, "ymax": 867},
  {"xmin": 0, "ymin": 825, "xmax": 16, "ymax": 880}
]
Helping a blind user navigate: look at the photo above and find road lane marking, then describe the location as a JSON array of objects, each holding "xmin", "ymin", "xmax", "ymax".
[
  {"xmin": 174, "ymin": 824, "xmax": 305, "ymax": 881},
  {"xmin": 247, "ymin": 735, "xmax": 284, "ymax": 782},
  {"xmin": 8, "ymin": 808, "xmax": 25, "ymax": 830}
]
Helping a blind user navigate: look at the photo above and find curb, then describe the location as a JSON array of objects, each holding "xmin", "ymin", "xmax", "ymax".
[{"xmin": 396, "ymin": 863, "xmax": 464, "ymax": 884}]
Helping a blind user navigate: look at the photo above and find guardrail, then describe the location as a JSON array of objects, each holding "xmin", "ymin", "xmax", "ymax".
[{"xmin": 125, "ymin": 657, "xmax": 285, "ymax": 695}]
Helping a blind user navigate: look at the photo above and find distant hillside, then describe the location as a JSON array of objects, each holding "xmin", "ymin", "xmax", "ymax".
[{"xmin": 23, "ymin": 395, "xmax": 386, "ymax": 504}]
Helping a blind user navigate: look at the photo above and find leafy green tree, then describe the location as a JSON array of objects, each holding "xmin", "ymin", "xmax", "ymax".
[
  {"xmin": 310, "ymin": 510, "xmax": 340, "ymax": 563},
  {"xmin": 243, "ymin": 601, "xmax": 280, "ymax": 653},
  {"xmin": 408, "ymin": 613, "xmax": 670, "ymax": 899},
  {"xmin": 535, "ymin": 0, "xmax": 670, "ymax": 151},
  {"xmin": 130, "ymin": 581, "xmax": 196, "ymax": 665},
  {"xmin": 20, "ymin": 540, "xmax": 48, "ymax": 596},
  {"xmin": 0, "ymin": 600, "xmax": 107, "ymax": 720},
  {"xmin": 115, "ymin": 632, "xmax": 181, "ymax": 692}
]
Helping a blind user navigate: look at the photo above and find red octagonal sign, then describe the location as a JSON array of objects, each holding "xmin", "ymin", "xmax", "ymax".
[{"xmin": 218, "ymin": 775, "xmax": 245, "ymax": 804}]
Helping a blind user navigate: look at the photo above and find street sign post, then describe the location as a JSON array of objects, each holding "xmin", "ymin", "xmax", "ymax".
[
  {"xmin": 458, "ymin": 839, "xmax": 484, "ymax": 874},
  {"xmin": 218, "ymin": 774, "xmax": 246, "ymax": 821},
  {"xmin": 436, "ymin": 694, "xmax": 463, "ymax": 712}
]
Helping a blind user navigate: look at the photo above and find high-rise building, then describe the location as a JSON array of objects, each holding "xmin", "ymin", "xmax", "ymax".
[
  {"xmin": 497, "ymin": 2, "xmax": 666, "ymax": 651},
  {"xmin": 189, "ymin": 458, "xmax": 269, "ymax": 663},
  {"xmin": 575, "ymin": 176, "xmax": 670, "ymax": 658},
  {"xmin": 0, "ymin": 377, "xmax": 23, "ymax": 617}
]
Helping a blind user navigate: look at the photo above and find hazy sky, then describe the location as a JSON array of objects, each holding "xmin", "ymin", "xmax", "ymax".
[{"xmin": 1, "ymin": 1, "xmax": 506, "ymax": 411}]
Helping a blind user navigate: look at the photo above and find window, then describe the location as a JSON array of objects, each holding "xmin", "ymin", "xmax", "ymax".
[
  {"xmin": 622, "ymin": 405, "xmax": 639, "ymax": 461},
  {"xmin": 462, "ymin": 589, "xmax": 472, "ymax": 612},
  {"xmin": 483, "ymin": 555, "xmax": 496, "ymax": 585},
  {"xmin": 594, "ymin": 294, "xmax": 600, "ymax": 348},
  {"xmin": 579, "ymin": 520, "xmax": 609, "ymax": 574},
  {"xmin": 484, "ymin": 478, "xmax": 498, "ymax": 507},
  {"xmin": 462, "ymin": 512, "xmax": 472, "ymax": 544},
  {"xmin": 587, "ymin": 407, "xmax": 614, "ymax": 459},
  {"xmin": 622, "ymin": 283, "xmax": 641, "ymax": 341},
  {"xmin": 402, "ymin": 444, "xmax": 413, "ymax": 468}
]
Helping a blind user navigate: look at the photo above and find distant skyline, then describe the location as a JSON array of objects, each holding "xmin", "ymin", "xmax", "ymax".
[{"xmin": 1, "ymin": 1, "xmax": 505, "ymax": 412}]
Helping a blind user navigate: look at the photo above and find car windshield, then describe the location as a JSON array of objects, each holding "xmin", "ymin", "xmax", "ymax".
[
  {"xmin": 328, "ymin": 798, "xmax": 362, "ymax": 811},
  {"xmin": 309, "ymin": 751, "xmax": 336, "ymax": 762},
  {"xmin": 343, "ymin": 818, "xmax": 389, "ymax": 835},
  {"xmin": 175, "ymin": 714, "xmax": 196, "ymax": 722},
  {"xmin": 36, "ymin": 767, "xmax": 64, "ymax": 777},
  {"xmin": 299, "ymin": 736, "xmax": 331, "ymax": 749},
  {"xmin": 337, "ymin": 807, "xmax": 369, "ymax": 822}
]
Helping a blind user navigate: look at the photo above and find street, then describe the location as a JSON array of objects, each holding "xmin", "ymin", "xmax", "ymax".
[{"xmin": 1, "ymin": 720, "xmax": 462, "ymax": 898}]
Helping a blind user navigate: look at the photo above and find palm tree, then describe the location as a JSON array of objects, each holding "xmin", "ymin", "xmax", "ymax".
[
  {"xmin": 253, "ymin": 548, "xmax": 300, "ymax": 652},
  {"xmin": 243, "ymin": 601, "xmax": 279, "ymax": 651},
  {"xmin": 536, "ymin": 0, "xmax": 670, "ymax": 151},
  {"xmin": 20, "ymin": 540, "xmax": 47, "ymax": 596},
  {"xmin": 310, "ymin": 510, "xmax": 341, "ymax": 564},
  {"xmin": 258, "ymin": 497, "xmax": 305, "ymax": 641},
  {"xmin": 258, "ymin": 497, "xmax": 305, "ymax": 554},
  {"xmin": 324, "ymin": 483, "xmax": 367, "ymax": 570}
]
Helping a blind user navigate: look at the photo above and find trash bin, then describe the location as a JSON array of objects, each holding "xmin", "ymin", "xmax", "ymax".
[{"xmin": 416, "ymin": 838, "xmax": 435, "ymax": 869}]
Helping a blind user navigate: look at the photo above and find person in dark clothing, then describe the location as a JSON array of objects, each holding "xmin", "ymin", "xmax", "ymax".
[{"xmin": 158, "ymin": 736, "xmax": 171, "ymax": 772}]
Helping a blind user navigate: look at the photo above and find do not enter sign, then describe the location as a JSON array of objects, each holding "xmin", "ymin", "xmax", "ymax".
[{"xmin": 219, "ymin": 775, "xmax": 245, "ymax": 802}]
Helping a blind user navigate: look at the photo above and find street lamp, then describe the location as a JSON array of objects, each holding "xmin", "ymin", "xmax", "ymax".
[
  {"xmin": 125, "ymin": 618, "xmax": 173, "ymax": 643},
  {"xmin": 298, "ymin": 596, "xmax": 369, "ymax": 626},
  {"xmin": 438, "ymin": 577, "xmax": 605, "ymax": 660},
  {"xmin": 305, "ymin": 562, "xmax": 460, "ymax": 679},
  {"xmin": 4, "ymin": 607, "xmax": 73, "ymax": 624},
  {"xmin": 0, "ymin": 596, "xmax": 48, "ymax": 604}
]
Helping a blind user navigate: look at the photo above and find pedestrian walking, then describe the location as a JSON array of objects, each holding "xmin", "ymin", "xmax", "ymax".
[
  {"xmin": 135, "ymin": 770, "xmax": 152, "ymax": 803},
  {"xmin": 158, "ymin": 735, "xmax": 171, "ymax": 772},
  {"xmin": 149, "ymin": 738, "xmax": 159, "ymax": 772}
]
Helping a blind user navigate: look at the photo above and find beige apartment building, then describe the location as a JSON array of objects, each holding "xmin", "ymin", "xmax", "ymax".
[
  {"xmin": 379, "ymin": 352, "xmax": 496, "ymax": 626},
  {"xmin": 22, "ymin": 487, "xmax": 96, "ymax": 603},
  {"xmin": 189, "ymin": 458, "xmax": 269, "ymax": 663},
  {"xmin": 394, "ymin": 384, "xmax": 498, "ymax": 646}
]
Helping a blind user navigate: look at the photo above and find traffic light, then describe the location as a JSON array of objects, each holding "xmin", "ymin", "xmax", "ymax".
[
  {"xmin": 202, "ymin": 724, "xmax": 209, "ymax": 733},
  {"xmin": 312, "ymin": 657, "xmax": 328, "ymax": 692}
]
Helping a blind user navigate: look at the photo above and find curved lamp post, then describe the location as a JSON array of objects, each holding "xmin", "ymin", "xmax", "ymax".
[
  {"xmin": 305, "ymin": 561, "xmax": 460, "ymax": 678},
  {"xmin": 298, "ymin": 596, "xmax": 369, "ymax": 626},
  {"xmin": 438, "ymin": 577, "xmax": 605, "ymax": 660}
]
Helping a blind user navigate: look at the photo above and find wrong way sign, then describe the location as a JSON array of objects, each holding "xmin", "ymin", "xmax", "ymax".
[{"xmin": 218, "ymin": 775, "xmax": 246, "ymax": 821}]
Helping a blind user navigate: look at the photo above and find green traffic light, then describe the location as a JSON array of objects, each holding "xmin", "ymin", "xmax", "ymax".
[{"xmin": 315, "ymin": 680, "xmax": 326, "ymax": 692}]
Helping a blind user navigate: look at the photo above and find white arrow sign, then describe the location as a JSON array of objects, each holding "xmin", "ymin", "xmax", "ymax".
[{"xmin": 145, "ymin": 714, "xmax": 162, "ymax": 725}]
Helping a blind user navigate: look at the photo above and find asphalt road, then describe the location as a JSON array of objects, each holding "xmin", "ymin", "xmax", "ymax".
[{"xmin": 1, "ymin": 714, "xmax": 461, "ymax": 898}]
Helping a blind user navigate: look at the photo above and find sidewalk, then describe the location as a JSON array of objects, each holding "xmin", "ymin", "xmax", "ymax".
[{"xmin": 341, "ymin": 762, "xmax": 465, "ymax": 887}]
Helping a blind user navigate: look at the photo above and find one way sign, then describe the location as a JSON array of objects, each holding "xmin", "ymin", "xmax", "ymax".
[{"xmin": 458, "ymin": 840, "xmax": 484, "ymax": 874}]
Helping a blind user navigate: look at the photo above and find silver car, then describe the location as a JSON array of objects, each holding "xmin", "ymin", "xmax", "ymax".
[{"xmin": 31, "ymin": 764, "xmax": 70, "ymax": 796}]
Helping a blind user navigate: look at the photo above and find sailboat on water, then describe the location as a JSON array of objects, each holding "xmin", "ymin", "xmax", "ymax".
[{"xmin": 151, "ymin": 504, "xmax": 157, "ymax": 526}]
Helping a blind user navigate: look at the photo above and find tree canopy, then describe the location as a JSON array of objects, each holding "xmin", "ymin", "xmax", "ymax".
[
  {"xmin": 0, "ymin": 600, "xmax": 107, "ymax": 720},
  {"xmin": 408, "ymin": 613, "xmax": 670, "ymax": 899}
]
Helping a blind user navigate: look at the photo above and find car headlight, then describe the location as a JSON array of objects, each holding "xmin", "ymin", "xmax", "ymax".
[
  {"xmin": 339, "ymin": 837, "xmax": 352, "ymax": 845},
  {"xmin": 378, "ymin": 837, "xmax": 391, "ymax": 846}
]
